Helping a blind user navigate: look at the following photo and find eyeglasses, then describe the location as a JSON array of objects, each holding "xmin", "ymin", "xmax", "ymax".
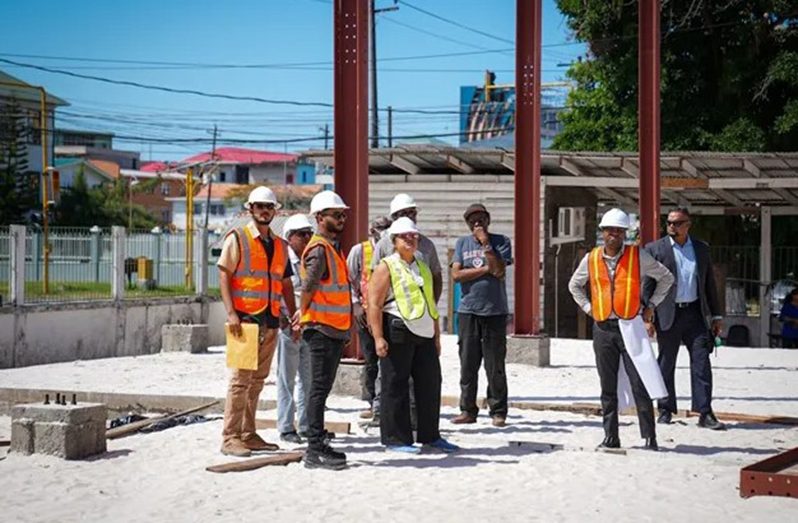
[
  {"xmin": 394, "ymin": 208, "xmax": 417, "ymax": 219},
  {"xmin": 666, "ymin": 220, "xmax": 688, "ymax": 227},
  {"xmin": 291, "ymin": 229, "xmax": 313, "ymax": 238},
  {"xmin": 323, "ymin": 211, "xmax": 347, "ymax": 220},
  {"xmin": 397, "ymin": 232, "xmax": 419, "ymax": 241},
  {"xmin": 251, "ymin": 202, "xmax": 275, "ymax": 211}
]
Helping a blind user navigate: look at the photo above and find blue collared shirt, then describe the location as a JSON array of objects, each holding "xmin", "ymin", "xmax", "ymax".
[{"xmin": 670, "ymin": 236, "xmax": 698, "ymax": 303}]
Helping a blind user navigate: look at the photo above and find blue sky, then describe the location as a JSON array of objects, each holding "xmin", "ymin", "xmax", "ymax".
[{"xmin": 0, "ymin": 0, "xmax": 585, "ymax": 161}]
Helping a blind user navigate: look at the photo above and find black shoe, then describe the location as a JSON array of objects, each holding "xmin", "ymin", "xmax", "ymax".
[
  {"xmin": 597, "ymin": 435, "xmax": 621, "ymax": 449},
  {"xmin": 657, "ymin": 411, "xmax": 672, "ymax": 425},
  {"xmin": 698, "ymin": 412, "xmax": 727, "ymax": 430},
  {"xmin": 644, "ymin": 437, "xmax": 659, "ymax": 451},
  {"xmin": 320, "ymin": 444, "xmax": 346, "ymax": 462},
  {"xmin": 297, "ymin": 430, "xmax": 335, "ymax": 443},
  {"xmin": 304, "ymin": 448, "xmax": 347, "ymax": 471},
  {"xmin": 280, "ymin": 431, "xmax": 303, "ymax": 444}
]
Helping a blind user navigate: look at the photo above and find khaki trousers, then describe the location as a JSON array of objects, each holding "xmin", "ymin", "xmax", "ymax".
[{"xmin": 222, "ymin": 327, "xmax": 278, "ymax": 443}]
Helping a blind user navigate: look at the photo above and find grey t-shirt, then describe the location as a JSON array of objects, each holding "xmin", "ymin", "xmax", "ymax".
[{"xmin": 454, "ymin": 233, "xmax": 512, "ymax": 316}]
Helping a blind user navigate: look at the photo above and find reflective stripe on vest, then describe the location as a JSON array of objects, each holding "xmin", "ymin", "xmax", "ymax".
[
  {"xmin": 588, "ymin": 245, "xmax": 641, "ymax": 322},
  {"xmin": 230, "ymin": 225, "xmax": 285, "ymax": 316},
  {"xmin": 383, "ymin": 255, "xmax": 439, "ymax": 321},
  {"xmin": 300, "ymin": 234, "xmax": 352, "ymax": 330},
  {"xmin": 359, "ymin": 240, "xmax": 374, "ymax": 305}
]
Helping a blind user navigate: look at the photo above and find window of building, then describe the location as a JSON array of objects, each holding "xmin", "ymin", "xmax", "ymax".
[
  {"xmin": 161, "ymin": 209, "xmax": 171, "ymax": 223},
  {"xmin": 211, "ymin": 204, "xmax": 225, "ymax": 216},
  {"xmin": 193, "ymin": 203, "xmax": 203, "ymax": 215},
  {"xmin": 160, "ymin": 183, "xmax": 170, "ymax": 196}
]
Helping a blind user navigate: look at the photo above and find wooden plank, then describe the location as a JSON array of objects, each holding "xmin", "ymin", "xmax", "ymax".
[
  {"xmin": 0, "ymin": 439, "xmax": 9, "ymax": 447},
  {"xmin": 106, "ymin": 400, "xmax": 219, "ymax": 440},
  {"xmin": 255, "ymin": 418, "xmax": 351, "ymax": 435},
  {"xmin": 206, "ymin": 452, "xmax": 304, "ymax": 473}
]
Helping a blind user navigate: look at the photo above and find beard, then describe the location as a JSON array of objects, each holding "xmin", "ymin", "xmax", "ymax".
[{"xmin": 253, "ymin": 214, "xmax": 272, "ymax": 226}]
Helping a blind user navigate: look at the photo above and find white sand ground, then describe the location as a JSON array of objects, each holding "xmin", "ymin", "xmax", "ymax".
[{"xmin": 0, "ymin": 337, "xmax": 797, "ymax": 522}]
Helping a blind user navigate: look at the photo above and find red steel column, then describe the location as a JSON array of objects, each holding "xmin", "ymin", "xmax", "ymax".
[
  {"xmin": 514, "ymin": 0, "xmax": 542, "ymax": 335},
  {"xmin": 334, "ymin": 0, "xmax": 369, "ymax": 252},
  {"xmin": 335, "ymin": 0, "xmax": 368, "ymax": 359},
  {"xmin": 638, "ymin": 0, "xmax": 661, "ymax": 244}
]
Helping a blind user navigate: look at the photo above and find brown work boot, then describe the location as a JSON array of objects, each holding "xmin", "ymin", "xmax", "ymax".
[
  {"xmin": 221, "ymin": 438, "xmax": 252, "ymax": 457},
  {"xmin": 242, "ymin": 433, "xmax": 280, "ymax": 451},
  {"xmin": 451, "ymin": 413, "xmax": 477, "ymax": 424},
  {"xmin": 492, "ymin": 415, "xmax": 507, "ymax": 428},
  {"xmin": 359, "ymin": 409, "xmax": 374, "ymax": 419}
]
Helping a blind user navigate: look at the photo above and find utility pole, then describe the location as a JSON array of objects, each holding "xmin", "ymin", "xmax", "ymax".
[
  {"xmin": 322, "ymin": 123, "xmax": 330, "ymax": 150},
  {"xmin": 387, "ymin": 105, "xmax": 393, "ymax": 147},
  {"xmin": 369, "ymin": 0, "xmax": 399, "ymax": 149},
  {"xmin": 203, "ymin": 124, "xmax": 217, "ymax": 231}
]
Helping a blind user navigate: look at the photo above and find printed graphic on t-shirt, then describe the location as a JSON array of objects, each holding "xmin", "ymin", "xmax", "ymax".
[{"xmin": 462, "ymin": 248, "xmax": 485, "ymax": 269}]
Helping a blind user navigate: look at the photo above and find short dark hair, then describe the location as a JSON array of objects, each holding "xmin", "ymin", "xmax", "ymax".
[{"xmin": 669, "ymin": 207, "xmax": 691, "ymax": 218}]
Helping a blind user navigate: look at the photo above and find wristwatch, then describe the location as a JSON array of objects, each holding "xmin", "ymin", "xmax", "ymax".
[{"xmin": 481, "ymin": 243, "xmax": 493, "ymax": 253}]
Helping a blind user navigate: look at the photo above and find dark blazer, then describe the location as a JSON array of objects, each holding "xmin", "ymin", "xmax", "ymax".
[{"xmin": 643, "ymin": 235, "xmax": 722, "ymax": 332}]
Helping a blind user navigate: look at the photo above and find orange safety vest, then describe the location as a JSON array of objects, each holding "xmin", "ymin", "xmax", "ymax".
[
  {"xmin": 230, "ymin": 225, "xmax": 286, "ymax": 316},
  {"xmin": 588, "ymin": 245, "xmax": 641, "ymax": 321},
  {"xmin": 359, "ymin": 240, "xmax": 374, "ymax": 306},
  {"xmin": 300, "ymin": 234, "xmax": 352, "ymax": 330}
]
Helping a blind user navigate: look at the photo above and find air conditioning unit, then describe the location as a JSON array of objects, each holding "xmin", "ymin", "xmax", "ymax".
[{"xmin": 552, "ymin": 206, "xmax": 585, "ymax": 244}]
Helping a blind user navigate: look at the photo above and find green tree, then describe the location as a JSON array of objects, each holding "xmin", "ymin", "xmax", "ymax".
[
  {"xmin": 0, "ymin": 98, "xmax": 39, "ymax": 225},
  {"xmin": 54, "ymin": 172, "xmax": 156, "ymax": 229},
  {"xmin": 553, "ymin": 1, "xmax": 798, "ymax": 152}
]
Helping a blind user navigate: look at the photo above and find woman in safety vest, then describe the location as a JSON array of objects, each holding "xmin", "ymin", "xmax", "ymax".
[{"xmin": 367, "ymin": 217, "xmax": 459, "ymax": 454}]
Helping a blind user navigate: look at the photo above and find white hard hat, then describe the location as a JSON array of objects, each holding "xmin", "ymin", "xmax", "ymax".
[
  {"xmin": 389, "ymin": 193, "xmax": 417, "ymax": 216},
  {"xmin": 309, "ymin": 190, "xmax": 349, "ymax": 214},
  {"xmin": 598, "ymin": 208, "xmax": 630, "ymax": 229},
  {"xmin": 282, "ymin": 214, "xmax": 314, "ymax": 240},
  {"xmin": 246, "ymin": 186, "xmax": 280, "ymax": 209},
  {"xmin": 388, "ymin": 216, "xmax": 420, "ymax": 238}
]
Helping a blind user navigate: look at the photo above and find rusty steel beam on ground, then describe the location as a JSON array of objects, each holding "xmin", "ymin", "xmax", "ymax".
[
  {"xmin": 638, "ymin": 0, "xmax": 661, "ymax": 244},
  {"xmin": 514, "ymin": 0, "xmax": 542, "ymax": 335}
]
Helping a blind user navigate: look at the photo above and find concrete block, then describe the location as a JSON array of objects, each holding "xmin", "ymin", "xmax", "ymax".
[
  {"xmin": 506, "ymin": 335, "xmax": 550, "ymax": 367},
  {"xmin": 331, "ymin": 361, "xmax": 366, "ymax": 398},
  {"xmin": 11, "ymin": 402, "xmax": 107, "ymax": 459},
  {"xmin": 161, "ymin": 324, "xmax": 208, "ymax": 353}
]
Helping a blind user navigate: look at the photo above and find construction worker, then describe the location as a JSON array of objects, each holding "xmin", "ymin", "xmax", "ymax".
[
  {"xmin": 217, "ymin": 186, "xmax": 296, "ymax": 457},
  {"xmin": 567, "ymin": 208, "xmax": 674, "ymax": 451},
  {"xmin": 347, "ymin": 215, "xmax": 392, "ymax": 422},
  {"xmin": 367, "ymin": 217, "xmax": 459, "ymax": 454},
  {"xmin": 276, "ymin": 213, "xmax": 315, "ymax": 444},
  {"xmin": 299, "ymin": 190, "xmax": 352, "ymax": 470},
  {"xmin": 451, "ymin": 203, "xmax": 513, "ymax": 427}
]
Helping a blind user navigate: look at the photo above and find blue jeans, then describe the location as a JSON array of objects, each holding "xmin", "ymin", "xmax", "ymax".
[{"xmin": 276, "ymin": 329, "xmax": 311, "ymax": 435}]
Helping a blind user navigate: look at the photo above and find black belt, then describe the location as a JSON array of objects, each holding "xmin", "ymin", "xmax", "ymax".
[{"xmin": 675, "ymin": 300, "xmax": 698, "ymax": 309}]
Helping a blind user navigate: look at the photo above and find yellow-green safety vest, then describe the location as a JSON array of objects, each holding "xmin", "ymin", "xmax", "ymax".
[{"xmin": 383, "ymin": 255, "xmax": 439, "ymax": 321}]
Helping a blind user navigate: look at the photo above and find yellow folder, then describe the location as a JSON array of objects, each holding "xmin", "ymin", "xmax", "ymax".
[{"xmin": 225, "ymin": 323, "xmax": 259, "ymax": 370}]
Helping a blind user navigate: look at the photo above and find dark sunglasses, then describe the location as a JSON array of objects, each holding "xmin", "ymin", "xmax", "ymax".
[
  {"xmin": 397, "ymin": 232, "xmax": 419, "ymax": 241},
  {"xmin": 394, "ymin": 208, "xmax": 417, "ymax": 218},
  {"xmin": 323, "ymin": 211, "xmax": 347, "ymax": 220},
  {"xmin": 666, "ymin": 220, "xmax": 688, "ymax": 227},
  {"xmin": 291, "ymin": 229, "xmax": 313, "ymax": 238},
  {"xmin": 251, "ymin": 202, "xmax": 275, "ymax": 211}
]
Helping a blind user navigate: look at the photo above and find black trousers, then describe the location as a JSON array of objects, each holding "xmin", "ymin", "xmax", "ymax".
[
  {"xmin": 458, "ymin": 313, "xmax": 508, "ymax": 417},
  {"xmin": 357, "ymin": 324, "xmax": 379, "ymax": 410},
  {"xmin": 593, "ymin": 321, "xmax": 655, "ymax": 439},
  {"xmin": 303, "ymin": 329, "xmax": 344, "ymax": 451},
  {"xmin": 657, "ymin": 302, "xmax": 713, "ymax": 414},
  {"xmin": 379, "ymin": 314, "xmax": 441, "ymax": 446}
]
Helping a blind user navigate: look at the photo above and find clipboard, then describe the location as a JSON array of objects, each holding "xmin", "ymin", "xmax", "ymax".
[{"xmin": 225, "ymin": 323, "xmax": 259, "ymax": 370}]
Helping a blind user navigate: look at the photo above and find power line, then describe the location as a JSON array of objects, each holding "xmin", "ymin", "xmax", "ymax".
[{"xmin": 397, "ymin": 0, "xmax": 514, "ymax": 45}]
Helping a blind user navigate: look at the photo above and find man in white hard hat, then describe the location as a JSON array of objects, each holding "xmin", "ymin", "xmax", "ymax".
[
  {"xmin": 346, "ymin": 215, "xmax": 393, "ymax": 423},
  {"xmin": 217, "ymin": 185, "xmax": 297, "ymax": 457},
  {"xmin": 568, "ymin": 208, "xmax": 674, "ymax": 451},
  {"xmin": 372, "ymin": 193, "xmax": 442, "ymax": 302},
  {"xmin": 275, "ymin": 213, "xmax": 315, "ymax": 444},
  {"xmin": 298, "ymin": 190, "xmax": 353, "ymax": 470}
]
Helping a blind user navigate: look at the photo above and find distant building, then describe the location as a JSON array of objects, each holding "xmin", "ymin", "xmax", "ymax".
[
  {"xmin": 53, "ymin": 129, "xmax": 141, "ymax": 170},
  {"xmin": 0, "ymin": 70, "xmax": 68, "ymax": 174},
  {"xmin": 167, "ymin": 182, "xmax": 244, "ymax": 232},
  {"xmin": 121, "ymin": 169, "xmax": 186, "ymax": 227},
  {"xmin": 53, "ymin": 129, "xmax": 113, "ymax": 149},
  {"xmin": 56, "ymin": 159, "xmax": 118, "ymax": 188},
  {"xmin": 179, "ymin": 147, "xmax": 317, "ymax": 185}
]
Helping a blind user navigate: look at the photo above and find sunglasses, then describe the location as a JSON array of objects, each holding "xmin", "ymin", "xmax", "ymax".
[
  {"xmin": 291, "ymin": 229, "xmax": 313, "ymax": 238},
  {"xmin": 394, "ymin": 209, "xmax": 417, "ymax": 219},
  {"xmin": 667, "ymin": 220, "xmax": 688, "ymax": 227},
  {"xmin": 397, "ymin": 232, "xmax": 419, "ymax": 241},
  {"xmin": 251, "ymin": 202, "xmax": 275, "ymax": 211},
  {"xmin": 323, "ymin": 211, "xmax": 347, "ymax": 220}
]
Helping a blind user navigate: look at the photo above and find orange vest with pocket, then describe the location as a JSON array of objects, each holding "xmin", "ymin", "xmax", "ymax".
[
  {"xmin": 588, "ymin": 245, "xmax": 641, "ymax": 321},
  {"xmin": 300, "ymin": 234, "xmax": 352, "ymax": 330},
  {"xmin": 230, "ymin": 226, "xmax": 286, "ymax": 316}
]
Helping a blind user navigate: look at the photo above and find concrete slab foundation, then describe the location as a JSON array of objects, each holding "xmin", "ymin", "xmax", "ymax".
[
  {"xmin": 11, "ymin": 402, "xmax": 107, "ymax": 459},
  {"xmin": 506, "ymin": 335, "xmax": 550, "ymax": 367},
  {"xmin": 161, "ymin": 324, "xmax": 208, "ymax": 353}
]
